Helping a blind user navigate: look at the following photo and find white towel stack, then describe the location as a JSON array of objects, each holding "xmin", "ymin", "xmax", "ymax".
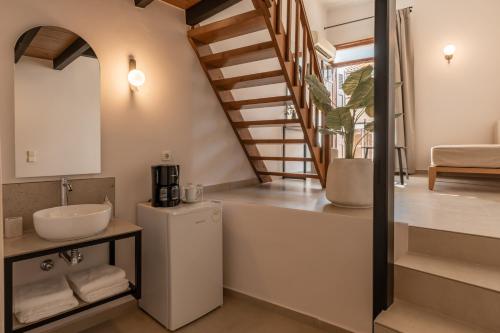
[
  {"xmin": 14, "ymin": 277, "xmax": 78, "ymax": 324},
  {"xmin": 67, "ymin": 265, "xmax": 129, "ymax": 303}
]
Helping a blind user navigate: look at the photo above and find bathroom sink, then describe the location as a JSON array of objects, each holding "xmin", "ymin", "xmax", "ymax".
[{"xmin": 33, "ymin": 204, "xmax": 112, "ymax": 241}]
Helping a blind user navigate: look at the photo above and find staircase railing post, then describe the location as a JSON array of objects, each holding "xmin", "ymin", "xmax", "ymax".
[
  {"xmin": 300, "ymin": 27, "xmax": 307, "ymax": 108},
  {"xmin": 276, "ymin": 0, "xmax": 282, "ymax": 34},
  {"xmin": 294, "ymin": 0, "xmax": 300, "ymax": 86},
  {"xmin": 285, "ymin": 0, "xmax": 292, "ymax": 61}
]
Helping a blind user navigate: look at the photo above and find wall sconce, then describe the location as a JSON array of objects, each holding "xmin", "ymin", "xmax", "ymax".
[
  {"xmin": 443, "ymin": 44, "xmax": 456, "ymax": 64},
  {"xmin": 128, "ymin": 57, "xmax": 146, "ymax": 91}
]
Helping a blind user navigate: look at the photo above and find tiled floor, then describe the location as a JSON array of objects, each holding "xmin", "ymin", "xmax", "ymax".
[
  {"xmin": 80, "ymin": 294, "xmax": 335, "ymax": 333},
  {"xmin": 395, "ymin": 175, "xmax": 500, "ymax": 238}
]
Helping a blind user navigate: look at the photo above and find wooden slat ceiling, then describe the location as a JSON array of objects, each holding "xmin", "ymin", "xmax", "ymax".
[
  {"xmin": 24, "ymin": 26, "xmax": 79, "ymax": 60},
  {"xmin": 160, "ymin": 0, "xmax": 201, "ymax": 9}
]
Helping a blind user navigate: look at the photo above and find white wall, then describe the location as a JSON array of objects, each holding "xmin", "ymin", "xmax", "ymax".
[
  {"xmin": 325, "ymin": 1, "xmax": 374, "ymax": 46},
  {"xmin": 325, "ymin": 0, "xmax": 500, "ymax": 169},
  {"xmin": 303, "ymin": 0, "xmax": 328, "ymax": 40},
  {"xmin": 222, "ymin": 202, "xmax": 373, "ymax": 333},
  {"xmin": 15, "ymin": 56, "xmax": 101, "ymax": 178},
  {"xmin": 412, "ymin": 0, "xmax": 500, "ymax": 169},
  {"xmin": 0, "ymin": 0, "xmax": 256, "ymax": 322},
  {"xmin": 0, "ymin": 0, "xmax": 256, "ymax": 215},
  {"xmin": 325, "ymin": 0, "xmax": 414, "ymax": 46}
]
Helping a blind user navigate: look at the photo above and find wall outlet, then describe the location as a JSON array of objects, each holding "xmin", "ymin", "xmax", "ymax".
[{"xmin": 161, "ymin": 150, "xmax": 172, "ymax": 162}]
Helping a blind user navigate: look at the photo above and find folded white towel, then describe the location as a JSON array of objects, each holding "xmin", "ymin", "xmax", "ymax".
[
  {"xmin": 15, "ymin": 296, "xmax": 78, "ymax": 324},
  {"xmin": 67, "ymin": 265, "xmax": 126, "ymax": 295},
  {"xmin": 77, "ymin": 279, "xmax": 129, "ymax": 303},
  {"xmin": 14, "ymin": 277, "xmax": 74, "ymax": 314}
]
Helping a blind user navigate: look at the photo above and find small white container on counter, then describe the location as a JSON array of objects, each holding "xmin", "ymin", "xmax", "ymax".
[{"xmin": 4, "ymin": 217, "xmax": 23, "ymax": 238}]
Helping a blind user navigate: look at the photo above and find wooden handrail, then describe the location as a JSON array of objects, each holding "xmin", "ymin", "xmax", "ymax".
[
  {"xmin": 297, "ymin": 0, "xmax": 323, "ymax": 83},
  {"xmin": 259, "ymin": 0, "xmax": 330, "ymax": 181}
]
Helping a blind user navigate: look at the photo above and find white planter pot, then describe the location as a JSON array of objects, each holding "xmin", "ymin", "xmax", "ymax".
[{"xmin": 326, "ymin": 158, "xmax": 374, "ymax": 208}]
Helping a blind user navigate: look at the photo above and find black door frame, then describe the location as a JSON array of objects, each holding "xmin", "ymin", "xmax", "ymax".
[{"xmin": 373, "ymin": 0, "xmax": 396, "ymax": 324}]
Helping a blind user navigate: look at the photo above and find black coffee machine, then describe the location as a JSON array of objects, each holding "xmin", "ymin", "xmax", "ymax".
[{"xmin": 151, "ymin": 165, "xmax": 180, "ymax": 207}]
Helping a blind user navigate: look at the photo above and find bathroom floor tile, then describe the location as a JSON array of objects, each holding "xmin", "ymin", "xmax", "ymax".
[{"xmin": 78, "ymin": 294, "xmax": 337, "ymax": 333}]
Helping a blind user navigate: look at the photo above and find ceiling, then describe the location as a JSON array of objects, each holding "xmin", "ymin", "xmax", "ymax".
[{"xmin": 24, "ymin": 26, "xmax": 79, "ymax": 60}]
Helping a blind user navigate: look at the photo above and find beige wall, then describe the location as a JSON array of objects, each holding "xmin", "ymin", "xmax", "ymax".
[
  {"xmin": 326, "ymin": 0, "xmax": 500, "ymax": 170},
  {"xmin": 325, "ymin": 1, "xmax": 374, "ymax": 45},
  {"xmin": 0, "ymin": 0, "xmax": 256, "ymax": 218},
  {"xmin": 0, "ymin": 0, "xmax": 256, "ymax": 324},
  {"xmin": 222, "ymin": 202, "xmax": 373, "ymax": 333},
  {"xmin": 412, "ymin": 0, "xmax": 500, "ymax": 169}
]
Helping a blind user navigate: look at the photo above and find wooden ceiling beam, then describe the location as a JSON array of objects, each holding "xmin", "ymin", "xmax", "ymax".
[
  {"xmin": 186, "ymin": 0, "xmax": 243, "ymax": 26},
  {"xmin": 53, "ymin": 37, "xmax": 91, "ymax": 70},
  {"xmin": 81, "ymin": 48, "xmax": 97, "ymax": 59},
  {"xmin": 14, "ymin": 27, "xmax": 41, "ymax": 63},
  {"xmin": 135, "ymin": 0, "xmax": 155, "ymax": 8}
]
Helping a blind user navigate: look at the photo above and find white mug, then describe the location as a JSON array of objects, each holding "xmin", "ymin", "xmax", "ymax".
[{"xmin": 184, "ymin": 184, "xmax": 203, "ymax": 203}]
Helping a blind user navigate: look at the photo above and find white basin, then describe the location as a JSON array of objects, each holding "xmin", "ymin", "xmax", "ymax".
[{"xmin": 33, "ymin": 204, "xmax": 112, "ymax": 241}]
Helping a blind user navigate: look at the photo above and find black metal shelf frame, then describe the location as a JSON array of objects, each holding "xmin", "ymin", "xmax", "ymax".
[{"xmin": 4, "ymin": 230, "xmax": 142, "ymax": 333}]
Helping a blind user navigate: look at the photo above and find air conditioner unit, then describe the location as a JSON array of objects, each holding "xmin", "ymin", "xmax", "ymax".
[{"xmin": 311, "ymin": 31, "xmax": 336, "ymax": 63}]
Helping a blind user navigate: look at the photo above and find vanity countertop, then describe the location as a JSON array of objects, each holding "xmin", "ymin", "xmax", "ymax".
[{"xmin": 4, "ymin": 219, "xmax": 142, "ymax": 258}]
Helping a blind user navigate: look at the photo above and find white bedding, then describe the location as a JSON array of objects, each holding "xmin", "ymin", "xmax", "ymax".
[{"xmin": 431, "ymin": 144, "xmax": 500, "ymax": 168}]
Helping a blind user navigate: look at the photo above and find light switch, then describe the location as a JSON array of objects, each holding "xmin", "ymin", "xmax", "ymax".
[{"xmin": 26, "ymin": 150, "xmax": 37, "ymax": 163}]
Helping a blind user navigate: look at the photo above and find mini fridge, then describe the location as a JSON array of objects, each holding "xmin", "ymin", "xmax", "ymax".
[{"xmin": 137, "ymin": 201, "xmax": 223, "ymax": 331}]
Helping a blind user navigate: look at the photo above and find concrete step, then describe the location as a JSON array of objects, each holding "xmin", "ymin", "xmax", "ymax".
[
  {"xmin": 408, "ymin": 226, "xmax": 500, "ymax": 267},
  {"xmin": 395, "ymin": 253, "xmax": 500, "ymax": 332},
  {"xmin": 375, "ymin": 300, "xmax": 495, "ymax": 333}
]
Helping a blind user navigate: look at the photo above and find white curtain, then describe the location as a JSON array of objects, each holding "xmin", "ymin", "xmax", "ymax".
[{"xmin": 395, "ymin": 8, "xmax": 416, "ymax": 173}]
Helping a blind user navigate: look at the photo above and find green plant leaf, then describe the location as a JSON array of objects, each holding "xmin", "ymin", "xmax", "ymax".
[
  {"xmin": 342, "ymin": 65, "xmax": 373, "ymax": 96},
  {"xmin": 326, "ymin": 106, "xmax": 352, "ymax": 132},
  {"xmin": 347, "ymin": 77, "xmax": 374, "ymax": 109},
  {"xmin": 365, "ymin": 105, "xmax": 374, "ymax": 118},
  {"xmin": 305, "ymin": 75, "xmax": 333, "ymax": 114}
]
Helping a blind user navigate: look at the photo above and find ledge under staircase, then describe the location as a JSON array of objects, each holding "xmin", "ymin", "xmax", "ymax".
[{"xmin": 187, "ymin": 0, "xmax": 329, "ymax": 187}]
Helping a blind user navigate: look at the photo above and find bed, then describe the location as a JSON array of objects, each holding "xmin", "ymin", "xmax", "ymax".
[{"xmin": 428, "ymin": 144, "xmax": 500, "ymax": 190}]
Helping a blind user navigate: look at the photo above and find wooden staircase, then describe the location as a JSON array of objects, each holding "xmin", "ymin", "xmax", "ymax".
[{"xmin": 188, "ymin": 0, "xmax": 329, "ymax": 186}]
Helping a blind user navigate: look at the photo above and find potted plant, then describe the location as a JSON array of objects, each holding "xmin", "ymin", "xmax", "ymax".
[{"xmin": 306, "ymin": 65, "xmax": 374, "ymax": 208}]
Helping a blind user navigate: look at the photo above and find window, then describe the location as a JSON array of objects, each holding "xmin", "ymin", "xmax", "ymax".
[{"xmin": 327, "ymin": 39, "xmax": 374, "ymax": 158}]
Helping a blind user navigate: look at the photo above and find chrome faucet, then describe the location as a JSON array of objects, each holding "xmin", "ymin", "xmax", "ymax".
[
  {"xmin": 61, "ymin": 177, "xmax": 73, "ymax": 206},
  {"xmin": 59, "ymin": 249, "xmax": 84, "ymax": 266}
]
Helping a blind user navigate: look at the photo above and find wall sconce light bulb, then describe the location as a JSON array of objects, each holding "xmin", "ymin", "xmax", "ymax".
[
  {"xmin": 443, "ymin": 44, "xmax": 456, "ymax": 64},
  {"xmin": 128, "ymin": 69, "xmax": 146, "ymax": 90}
]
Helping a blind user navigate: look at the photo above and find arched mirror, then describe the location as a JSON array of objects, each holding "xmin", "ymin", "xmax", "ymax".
[{"xmin": 14, "ymin": 26, "xmax": 101, "ymax": 178}]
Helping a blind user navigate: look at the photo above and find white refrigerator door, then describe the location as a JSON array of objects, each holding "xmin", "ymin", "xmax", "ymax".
[{"xmin": 167, "ymin": 205, "xmax": 223, "ymax": 330}]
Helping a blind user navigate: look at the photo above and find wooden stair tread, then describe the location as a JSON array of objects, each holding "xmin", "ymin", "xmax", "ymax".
[
  {"xmin": 249, "ymin": 156, "xmax": 313, "ymax": 162},
  {"xmin": 213, "ymin": 70, "xmax": 286, "ymax": 90},
  {"xmin": 201, "ymin": 41, "xmax": 276, "ymax": 68},
  {"xmin": 257, "ymin": 171, "xmax": 319, "ymax": 179},
  {"xmin": 187, "ymin": 0, "xmax": 328, "ymax": 187},
  {"xmin": 375, "ymin": 300, "xmax": 494, "ymax": 333},
  {"xmin": 224, "ymin": 96, "xmax": 293, "ymax": 110},
  {"xmin": 396, "ymin": 252, "xmax": 500, "ymax": 293},
  {"xmin": 233, "ymin": 119, "xmax": 300, "ymax": 128},
  {"xmin": 242, "ymin": 139, "xmax": 306, "ymax": 145},
  {"xmin": 188, "ymin": 10, "xmax": 267, "ymax": 44}
]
